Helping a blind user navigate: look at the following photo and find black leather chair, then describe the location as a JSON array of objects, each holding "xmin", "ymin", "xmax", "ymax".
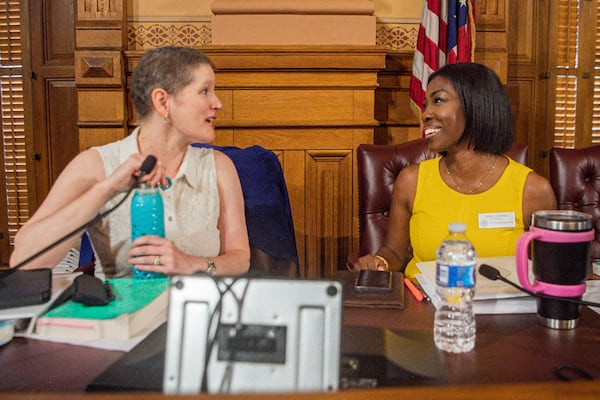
[
  {"xmin": 351, "ymin": 138, "xmax": 528, "ymax": 265},
  {"xmin": 549, "ymin": 145, "xmax": 600, "ymax": 262}
]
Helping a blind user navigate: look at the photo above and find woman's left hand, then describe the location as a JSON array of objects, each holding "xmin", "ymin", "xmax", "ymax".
[{"xmin": 127, "ymin": 235, "xmax": 200, "ymax": 275}]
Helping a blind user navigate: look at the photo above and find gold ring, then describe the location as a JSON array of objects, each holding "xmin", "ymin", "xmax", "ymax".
[{"xmin": 153, "ymin": 256, "xmax": 161, "ymax": 265}]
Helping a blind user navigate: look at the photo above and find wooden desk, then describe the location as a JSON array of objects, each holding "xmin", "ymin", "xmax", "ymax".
[{"xmin": 1, "ymin": 291, "xmax": 599, "ymax": 398}]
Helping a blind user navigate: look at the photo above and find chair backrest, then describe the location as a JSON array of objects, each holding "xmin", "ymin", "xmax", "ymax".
[
  {"xmin": 193, "ymin": 144, "xmax": 300, "ymax": 277},
  {"xmin": 549, "ymin": 145, "xmax": 600, "ymax": 262},
  {"xmin": 357, "ymin": 138, "xmax": 528, "ymax": 257}
]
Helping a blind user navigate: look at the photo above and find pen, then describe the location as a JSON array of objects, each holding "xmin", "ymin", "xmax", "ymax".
[
  {"xmin": 404, "ymin": 278, "xmax": 424, "ymax": 302},
  {"xmin": 411, "ymin": 278, "xmax": 430, "ymax": 302}
]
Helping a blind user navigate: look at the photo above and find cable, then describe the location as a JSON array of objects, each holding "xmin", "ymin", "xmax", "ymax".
[
  {"xmin": 479, "ymin": 264, "xmax": 600, "ymax": 308},
  {"xmin": 0, "ymin": 185, "xmax": 135, "ymax": 281},
  {"xmin": 1, "ymin": 155, "xmax": 157, "ymax": 278},
  {"xmin": 200, "ymin": 275, "xmax": 253, "ymax": 393}
]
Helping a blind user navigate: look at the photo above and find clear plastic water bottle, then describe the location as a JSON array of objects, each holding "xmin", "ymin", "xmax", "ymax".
[
  {"xmin": 433, "ymin": 222, "xmax": 476, "ymax": 353},
  {"xmin": 130, "ymin": 182, "xmax": 165, "ymax": 279}
]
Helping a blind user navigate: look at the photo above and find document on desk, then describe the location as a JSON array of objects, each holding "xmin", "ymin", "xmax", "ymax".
[
  {"xmin": 584, "ymin": 279, "xmax": 600, "ymax": 316},
  {"xmin": 416, "ymin": 256, "xmax": 537, "ymax": 314}
]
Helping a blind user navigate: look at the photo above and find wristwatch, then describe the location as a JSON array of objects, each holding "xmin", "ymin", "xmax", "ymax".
[{"xmin": 206, "ymin": 257, "xmax": 216, "ymax": 276}]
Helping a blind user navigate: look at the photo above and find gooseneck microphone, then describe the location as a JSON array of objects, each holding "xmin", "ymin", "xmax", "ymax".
[
  {"xmin": 1, "ymin": 155, "xmax": 157, "ymax": 277},
  {"xmin": 479, "ymin": 264, "xmax": 600, "ymax": 308}
]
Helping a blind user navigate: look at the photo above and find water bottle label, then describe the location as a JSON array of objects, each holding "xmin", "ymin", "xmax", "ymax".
[{"xmin": 436, "ymin": 263, "xmax": 476, "ymax": 288}]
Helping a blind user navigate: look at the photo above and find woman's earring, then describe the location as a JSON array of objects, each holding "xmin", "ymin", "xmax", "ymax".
[{"xmin": 163, "ymin": 113, "xmax": 169, "ymax": 124}]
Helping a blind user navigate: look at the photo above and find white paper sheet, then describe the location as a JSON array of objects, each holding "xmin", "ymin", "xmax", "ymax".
[{"xmin": 416, "ymin": 256, "xmax": 536, "ymax": 314}]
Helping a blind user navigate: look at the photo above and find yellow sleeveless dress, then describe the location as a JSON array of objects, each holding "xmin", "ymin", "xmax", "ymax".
[{"xmin": 405, "ymin": 156, "xmax": 531, "ymax": 277}]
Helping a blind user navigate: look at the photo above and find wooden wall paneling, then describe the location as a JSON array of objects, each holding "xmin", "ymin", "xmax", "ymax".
[
  {"xmin": 75, "ymin": 51, "xmax": 123, "ymax": 86},
  {"xmin": 374, "ymin": 52, "xmax": 421, "ymax": 145},
  {"xmin": 47, "ymin": 79, "xmax": 78, "ymax": 180},
  {"xmin": 477, "ymin": 0, "xmax": 507, "ymax": 31},
  {"xmin": 231, "ymin": 125, "xmax": 374, "ymax": 278},
  {"xmin": 77, "ymin": 89, "xmax": 125, "ymax": 128},
  {"xmin": 506, "ymin": 78, "xmax": 535, "ymax": 148},
  {"xmin": 75, "ymin": 0, "xmax": 127, "ymax": 151},
  {"xmin": 507, "ymin": 0, "xmax": 535, "ymax": 64},
  {"xmin": 475, "ymin": 0, "xmax": 509, "ymax": 83},
  {"xmin": 305, "ymin": 150, "xmax": 353, "ymax": 278},
  {"xmin": 211, "ymin": 0, "xmax": 376, "ymax": 46},
  {"xmin": 78, "ymin": 128, "xmax": 129, "ymax": 151},
  {"xmin": 29, "ymin": 0, "xmax": 78, "ymax": 210},
  {"xmin": 280, "ymin": 150, "xmax": 307, "ymax": 276},
  {"xmin": 213, "ymin": 128, "xmax": 235, "ymax": 147},
  {"xmin": 507, "ymin": 0, "xmax": 550, "ymax": 176}
]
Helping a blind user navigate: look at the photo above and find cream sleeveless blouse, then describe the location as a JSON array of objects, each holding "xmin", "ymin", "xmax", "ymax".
[{"xmin": 88, "ymin": 128, "xmax": 221, "ymax": 278}]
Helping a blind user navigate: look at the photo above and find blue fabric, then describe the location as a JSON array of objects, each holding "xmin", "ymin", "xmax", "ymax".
[
  {"xmin": 79, "ymin": 232, "xmax": 95, "ymax": 267},
  {"xmin": 192, "ymin": 144, "xmax": 299, "ymax": 272}
]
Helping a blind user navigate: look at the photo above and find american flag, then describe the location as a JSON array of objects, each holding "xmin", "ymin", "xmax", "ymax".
[{"xmin": 409, "ymin": 0, "xmax": 476, "ymax": 119}]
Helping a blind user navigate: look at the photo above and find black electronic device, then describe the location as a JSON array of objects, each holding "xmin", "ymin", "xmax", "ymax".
[
  {"xmin": 0, "ymin": 269, "xmax": 52, "ymax": 310},
  {"xmin": 354, "ymin": 270, "xmax": 393, "ymax": 293}
]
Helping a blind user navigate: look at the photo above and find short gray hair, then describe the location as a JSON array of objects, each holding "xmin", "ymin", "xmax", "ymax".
[{"xmin": 130, "ymin": 46, "xmax": 215, "ymax": 120}]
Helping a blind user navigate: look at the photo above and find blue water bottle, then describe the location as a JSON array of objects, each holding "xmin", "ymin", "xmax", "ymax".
[{"xmin": 130, "ymin": 182, "xmax": 165, "ymax": 279}]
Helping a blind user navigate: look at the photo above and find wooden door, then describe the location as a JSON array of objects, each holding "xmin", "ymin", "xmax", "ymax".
[
  {"xmin": 0, "ymin": 0, "xmax": 78, "ymax": 266},
  {"xmin": 507, "ymin": 0, "xmax": 552, "ymax": 176},
  {"xmin": 29, "ymin": 0, "xmax": 78, "ymax": 209}
]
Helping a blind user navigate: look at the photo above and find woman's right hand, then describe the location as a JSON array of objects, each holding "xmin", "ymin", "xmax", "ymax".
[
  {"xmin": 106, "ymin": 154, "xmax": 167, "ymax": 194},
  {"xmin": 353, "ymin": 253, "xmax": 389, "ymax": 271}
]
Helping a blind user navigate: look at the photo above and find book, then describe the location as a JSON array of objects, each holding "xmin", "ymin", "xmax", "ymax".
[
  {"xmin": 416, "ymin": 256, "xmax": 537, "ymax": 314},
  {"xmin": 35, "ymin": 278, "xmax": 169, "ymax": 340}
]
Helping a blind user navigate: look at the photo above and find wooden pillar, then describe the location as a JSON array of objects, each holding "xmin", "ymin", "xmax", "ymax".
[{"xmin": 74, "ymin": 0, "xmax": 127, "ymax": 151}]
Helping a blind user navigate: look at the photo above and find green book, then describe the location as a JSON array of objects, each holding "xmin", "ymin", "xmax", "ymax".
[{"xmin": 36, "ymin": 278, "xmax": 170, "ymax": 340}]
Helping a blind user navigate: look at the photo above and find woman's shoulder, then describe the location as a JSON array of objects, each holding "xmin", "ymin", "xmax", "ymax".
[
  {"xmin": 408, "ymin": 156, "xmax": 440, "ymax": 178},
  {"xmin": 502, "ymin": 156, "xmax": 534, "ymax": 182}
]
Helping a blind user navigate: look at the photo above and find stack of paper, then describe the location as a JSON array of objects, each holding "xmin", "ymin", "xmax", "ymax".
[{"xmin": 416, "ymin": 256, "xmax": 537, "ymax": 314}]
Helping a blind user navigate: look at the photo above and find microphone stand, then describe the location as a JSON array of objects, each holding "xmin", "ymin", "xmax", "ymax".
[
  {"xmin": 0, "ymin": 185, "xmax": 136, "ymax": 281},
  {"xmin": 479, "ymin": 264, "xmax": 600, "ymax": 309}
]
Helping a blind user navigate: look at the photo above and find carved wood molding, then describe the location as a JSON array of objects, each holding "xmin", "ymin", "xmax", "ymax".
[
  {"xmin": 75, "ymin": 51, "xmax": 122, "ymax": 86},
  {"xmin": 76, "ymin": 0, "xmax": 125, "ymax": 27},
  {"xmin": 75, "ymin": 0, "xmax": 128, "ymax": 149}
]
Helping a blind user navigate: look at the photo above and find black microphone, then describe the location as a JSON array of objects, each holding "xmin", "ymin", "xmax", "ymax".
[
  {"xmin": 138, "ymin": 155, "xmax": 157, "ymax": 181},
  {"xmin": 1, "ymin": 155, "xmax": 158, "ymax": 277},
  {"xmin": 479, "ymin": 264, "xmax": 600, "ymax": 308}
]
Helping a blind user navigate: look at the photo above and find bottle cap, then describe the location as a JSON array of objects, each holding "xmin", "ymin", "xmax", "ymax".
[{"xmin": 448, "ymin": 222, "xmax": 466, "ymax": 233}]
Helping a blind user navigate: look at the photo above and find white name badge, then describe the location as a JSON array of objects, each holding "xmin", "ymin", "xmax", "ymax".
[{"xmin": 478, "ymin": 212, "xmax": 516, "ymax": 229}]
